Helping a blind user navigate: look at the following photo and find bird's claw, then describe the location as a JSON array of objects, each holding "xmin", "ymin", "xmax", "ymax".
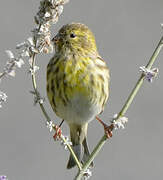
[
  {"xmin": 53, "ymin": 125, "xmax": 62, "ymax": 140},
  {"xmin": 96, "ymin": 116, "xmax": 113, "ymax": 139},
  {"xmin": 104, "ymin": 125, "xmax": 113, "ymax": 138}
]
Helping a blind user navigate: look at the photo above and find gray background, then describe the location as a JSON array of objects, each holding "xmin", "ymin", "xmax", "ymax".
[{"xmin": 0, "ymin": 0, "xmax": 163, "ymax": 179}]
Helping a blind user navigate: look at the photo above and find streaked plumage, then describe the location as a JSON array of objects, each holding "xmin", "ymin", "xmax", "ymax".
[{"xmin": 47, "ymin": 23, "xmax": 110, "ymax": 168}]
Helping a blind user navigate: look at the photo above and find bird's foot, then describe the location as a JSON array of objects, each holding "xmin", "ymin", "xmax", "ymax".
[
  {"xmin": 103, "ymin": 124, "xmax": 113, "ymax": 138},
  {"xmin": 96, "ymin": 116, "xmax": 112, "ymax": 138},
  {"xmin": 53, "ymin": 125, "xmax": 62, "ymax": 140}
]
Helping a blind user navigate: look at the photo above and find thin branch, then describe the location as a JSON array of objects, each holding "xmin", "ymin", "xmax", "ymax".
[
  {"xmin": 0, "ymin": 72, "xmax": 6, "ymax": 79},
  {"xmin": 30, "ymin": 0, "xmax": 82, "ymax": 171},
  {"xmin": 75, "ymin": 36, "xmax": 163, "ymax": 180},
  {"xmin": 75, "ymin": 135, "xmax": 107, "ymax": 180},
  {"xmin": 119, "ymin": 36, "xmax": 163, "ymax": 117},
  {"xmin": 31, "ymin": 52, "xmax": 83, "ymax": 170}
]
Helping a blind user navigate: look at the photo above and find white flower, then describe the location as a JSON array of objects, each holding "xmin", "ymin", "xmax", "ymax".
[
  {"xmin": 27, "ymin": 37, "xmax": 35, "ymax": 46},
  {"xmin": 39, "ymin": 98, "xmax": 44, "ymax": 104},
  {"xmin": 30, "ymin": 90, "xmax": 45, "ymax": 105},
  {"xmin": 33, "ymin": 0, "xmax": 68, "ymax": 48},
  {"xmin": 60, "ymin": 136, "xmax": 72, "ymax": 150},
  {"xmin": 33, "ymin": 65, "xmax": 39, "ymax": 72},
  {"xmin": 83, "ymin": 168, "xmax": 92, "ymax": 180},
  {"xmin": 20, "ymin": 49, "xmax": 30, "ymax": 57},
  {"xmin": 0, "ymin": 91, "xmax": 7, "ymax": 102},
  {"xmin": 113, "ymin": 113, "xmax": 118, "ymax": 119},
  {"xmin": 56, "ymin": 5, "xmax": 63, "ymax": 16},
  {"xmin": 111, "ymin": 114, "xmax": 128, "ymax": 130},
  {"xmin": 46, "ymin": 121, "xmax": 53, "ymax": 132},
  {"xmin": 4, "ymin": 61, "xmax": 16, "ymax": 77},
  {"xmin": 17, "ymin": 38, "xmax": 34, "ymax": 50},
  {"xmin": 4, "ymin": 49, "xmax": 25, "ymax": 78},
  {"xmin": 15, "ymin": 58, "xmax": 24, "ymax": 68},
  {"xmin": 34, "ymin": 94, "xmax": 44, "ymax": 105},
  {"xmin": 16, "ymin": 42, "xmax": 27, "ymax": 49},
  {"xmin": 140, "ymin": 66, "xmax": 159, "ymax": 82},
  {"xmin": 16, "ymin": 37, "xmax": 37, "ymax": 60},
  {"xmin": 32, "ymin": 23, "xmax": 53, "ymax": 54},
  {"xmin": 0, "ymin": 91, "xmax": 7, "ymax": 108},
  {"xmin": 161, "ymin": 23, "xmax": 163, "ymax": 29},
  {"xmin": 54, "ymin": 0, "xmax": 69, "ymax": 5},
  {"xmin": 0, "ymin": 175, "xmax": 8, "ymax": 180},
  {"xmin": 5, "ymin": 50, "xmax": 14, "ymax": 59},
  {"xmin": 44, "ymin": 12, "xmax": 51, "ymax": 18},
  {"xmin": 29, "ymin": 66, "xmax": 39, "ymax": 75},
  {"xmin": 8, "ymin": 69, "xmax": 16, "ymax": 77},
  {"xmin": 32, "ymin": 0, "xmax": 69, "ymax": 55}
]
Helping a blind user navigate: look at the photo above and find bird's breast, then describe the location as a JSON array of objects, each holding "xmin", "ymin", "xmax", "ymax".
[{"xmin": 47, "ymin": 55, "xmax": 109, "ymax": 124}]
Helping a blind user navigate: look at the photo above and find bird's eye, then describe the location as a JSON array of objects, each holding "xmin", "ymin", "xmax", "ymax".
[{"xmin": 70, "ymin": 33, "xmax": 76, "ymax": 38}]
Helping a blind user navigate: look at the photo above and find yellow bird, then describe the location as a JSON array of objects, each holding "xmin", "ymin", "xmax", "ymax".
[{"xmin": 47, "ymin": 23, "xmax": 110, "ymax": 169}]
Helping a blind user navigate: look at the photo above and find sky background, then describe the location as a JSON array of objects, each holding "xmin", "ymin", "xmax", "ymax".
[{"xmin": 0, "ymin": 0, "xmax": 163, "ymax": 179}]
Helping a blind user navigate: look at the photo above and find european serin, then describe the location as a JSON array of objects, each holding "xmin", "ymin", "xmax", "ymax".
[{"xmin": 47, "ymin": 23, "xmax": 110, "ymax": 169}]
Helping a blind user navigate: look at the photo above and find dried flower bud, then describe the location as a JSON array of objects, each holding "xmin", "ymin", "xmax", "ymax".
[
  {"xmin": 140, "ymin": 66, "xmax": 159, "ymax": 82},
  {"xmin": 60, "ymin": 136, "xmax": 72, "ymax": 150},
  {"xmin": 111, "ymin": 114, "xmax": 128, "ymax": 130},
  {"xmin": 5, "ymin": 50, "xmax": 14, "ymax": 59},
  {"xmin": 83, "ymin": 168, "xmax": 92, "ymax": 180},
  {"xmin": 15, "ymin": 58, "xmax": 24, "ymax": 68},
  {"xmin": 0, "ymin": 91, "xmax": 7, "ymax": 108},
  {"xmin": 29, "ymin": 66, "xmax": 39, "ymax": 75},
  {"xmin": 46, "ymin": 121, "xmax": 54, "ymax": 132}
]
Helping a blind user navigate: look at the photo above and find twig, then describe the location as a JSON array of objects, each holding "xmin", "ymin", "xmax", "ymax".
[
  {"xmin": 75, "ymin": 36, "xmax": 163, "ymax": 180},
  {"xmin": 31, "ymin": 44, "xmax": 82, "ymax": 170},
  {"xmin": 30, "ymin": 0, "xmax": 82, "ymax": 171},
  {"xmin": 119, "ymin": 36, "xmax": 163, "ymax": 117}
]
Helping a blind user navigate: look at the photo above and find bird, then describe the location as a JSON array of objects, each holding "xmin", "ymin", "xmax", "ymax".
[{"xmin": 46, "ymin": 23, "xmax": 110, "ymax": 169}]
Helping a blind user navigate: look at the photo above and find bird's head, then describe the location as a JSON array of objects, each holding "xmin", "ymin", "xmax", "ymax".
[{"xmin": 52, "ymin": 23, "xmax": 98, "ymax": 56}]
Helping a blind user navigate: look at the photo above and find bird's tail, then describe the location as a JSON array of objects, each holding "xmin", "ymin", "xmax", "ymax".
[
  {"xmin": 67, "ymin": 123, "xmax": 92, "ymax": 169},
  {"xmin": 67, "ymin": 144, "xmax": 82, "ymax": 169}
]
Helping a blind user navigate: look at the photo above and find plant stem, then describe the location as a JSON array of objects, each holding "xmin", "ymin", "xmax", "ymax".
[
  {"xmin": 31, "ymin": 53, "xmax": 51, "ymax": 123},
  {"xmin": 119, "ymin": 36, "xmax": 163, "ymax": 117},
  {"xmin": 0, "ymin": 72, "xmax": 6, "ymax": 79},
  {"xmin": 61, "ymin": 134, "xmax": 82, "ymax": 171},
  {"xmin": 31, "ymin": 52, "xmax": 82, "ymax": 170},
  {"xmin": 75, "ymin": 136, "xmax": 107, "ymax": 180},
  {"xmin": 75, "ymin": 36, "xmax": 163, "ymax": 179}
]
